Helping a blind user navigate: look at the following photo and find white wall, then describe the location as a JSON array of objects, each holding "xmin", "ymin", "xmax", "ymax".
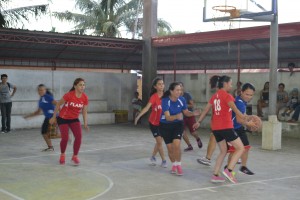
[
  {"xmin": 163, "ymin": 71, "xmax": 300, "ymax": 106},
  {"xmin": 1, "ymin": 69, "xmax": 137, "ymax": 118}
]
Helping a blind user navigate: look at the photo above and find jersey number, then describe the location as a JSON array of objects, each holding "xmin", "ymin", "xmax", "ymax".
[{"xmin": 214, "ymin": 99, "xmax": 221, "ymax": 115}]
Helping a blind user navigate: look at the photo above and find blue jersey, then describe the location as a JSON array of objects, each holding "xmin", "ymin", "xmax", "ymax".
[
  {"xmin": 160, "ymin": 96, "xmax": 187, "ymax": 124},
  {"xmin": 232, "ymin": 96, "xmax": 246, "ymax": 129},
  {"xmin": 39, "ymin": 94, "xmax": 55, "ymax": 119}
]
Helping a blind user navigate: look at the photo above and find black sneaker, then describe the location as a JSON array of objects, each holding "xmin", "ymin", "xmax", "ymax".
[
  {"xmin": 184, "ymin": 145, "xmax": 193, "ymax": 152},
  {"xmin": 239, "ymin": 166, "xmax": 254, "ymax": 175},
  {"xmin": 196, "ymin": 138, "xmax": 203, "ymax": 148}
]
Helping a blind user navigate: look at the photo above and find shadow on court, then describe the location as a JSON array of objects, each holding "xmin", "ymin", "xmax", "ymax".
[{"xmin": 0, "ymin": 124, "xmax": 299, "ymax": 200}]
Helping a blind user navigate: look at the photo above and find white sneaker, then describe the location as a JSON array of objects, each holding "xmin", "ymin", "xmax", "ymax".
[
  {"xmin": 149, "ymin": 156, "xmax": 156, "ymax": 166},
  {"xmin": 161, "ymin": 160, "xmax": 167, "ymax": 168},
  {"xmin": 197, "ymin": 157, "xmax": 211, "ymax": 166}
]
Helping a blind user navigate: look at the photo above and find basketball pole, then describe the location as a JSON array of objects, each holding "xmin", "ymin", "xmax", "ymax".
[{"xmin": 262, "ymin": 0, "xmax": 282, "ymax": 150}]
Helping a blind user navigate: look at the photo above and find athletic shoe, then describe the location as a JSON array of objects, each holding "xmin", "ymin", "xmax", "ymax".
[
  {"xmin": 161, "ymin": 160, "xmax": 167, "ymax": 168},
  {"xmin": 1, "ymin": 130, "xmax": 5, "ymax": 133},
  {"xmin": 184, "ymin": 145, "xmax": 193, "ymax": 152},
  {"xmin": 171, "ymin": 165, "xmax": 177, "ymax": 174},
  {"xmin": 59, "ymin": 154, "xmax": 65, "ymax": 165},
  {"xmin": 176, "ymin": 165, "xmax": 183, "ymax": 176},
  {"xmin": 223, "ymin": 168, "xmax": 237, "ymax": 183},
  {"xmin": 150, "ymin": 156, "xmax": 156, "ymax": 166},
  {"xmin": 42, "ymin": 147, "xmax": 54, "ymax": 152},
  {"xmin": 197, "ymin": 157, "xmax": 211, "ymax": 166},
  {"xmin": 211, "ymin": 175, "xmax": 225, "ymax": 183},
  {"xmin": 71, "ymin": 155, "xmax": 80, "ymax": 166},
  {"xmin": 197, "ymin": 138, "xmax": 203, "ymax": 148},
  {"xmin": 239, "ymin": 166, "xmax": 254, "ymax": 175}
]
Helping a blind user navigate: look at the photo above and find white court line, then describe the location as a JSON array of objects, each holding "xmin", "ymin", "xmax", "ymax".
[
  {"xmin": 0, "ymin": 144, "xmax": 143, "ymax": 162},
  {"xmin": 0, "ymin": 188, "xmax": 24, "ymax": 200},
  {"xmin": 0, "ymin": 163, "xmax": 114, "ymax": 200},
  {"xmin": 112, "ymin": 175, "xmax": 300, "ymax": 200}
]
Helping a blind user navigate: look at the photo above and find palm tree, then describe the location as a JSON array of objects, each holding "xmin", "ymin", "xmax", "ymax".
[
  {"xmin": 53, "ymin": 0, "xmax": 171, "ymax": 38},
  {"xmin": 0, "ymin": 0, "xmax": 49, "ymax": 28}
]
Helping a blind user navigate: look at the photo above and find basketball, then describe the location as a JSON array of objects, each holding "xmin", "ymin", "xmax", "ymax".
[{"xmin": 246, "ymin": 115, "xmax": 262, "ymax": 132}]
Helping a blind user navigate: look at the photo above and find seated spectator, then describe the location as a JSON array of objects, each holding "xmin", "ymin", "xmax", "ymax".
[
  {"xmin": 281, "ymin": 88, "xmax": 299, "ymax": 117},
  {"xmin": 232, "ymin": 81, "xmax": 242, "ymax": 98},
  {"xmin": 276, "ymin": 83, "xmax": 289, "ymax": 116},
  {"xmin": 132, "ymin": 91, "xmax": 143, "ymax": 121},
  {"xmin": 288, "ymin": 104, "xmax": 300, "ymax": 123},
  {"xmin": 257, "ymin": 81, "xmax": 269, "ymax": 117}
]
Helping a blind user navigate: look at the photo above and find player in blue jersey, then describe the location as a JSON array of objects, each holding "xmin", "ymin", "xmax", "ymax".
[
  {"xmin": 160, "ymin": 82, "xmax": 199, "ymax": 176},
  {"xmin": 24, "ymin": 84, "xmax": 57, "ymax": 151},
  {"xmin": 228, "ymin": 83, "xmax": 256, "ymax": 175}
]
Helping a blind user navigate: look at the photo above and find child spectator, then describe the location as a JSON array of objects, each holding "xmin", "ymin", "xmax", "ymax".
[{"xmin": 281, "ymin": 88, "xmax": 299, "ymax": 117}]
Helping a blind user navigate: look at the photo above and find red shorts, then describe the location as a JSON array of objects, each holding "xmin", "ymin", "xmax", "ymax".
[{"xmin": 183, "ymin": 116, "xmax": 196, "ymax": 133}]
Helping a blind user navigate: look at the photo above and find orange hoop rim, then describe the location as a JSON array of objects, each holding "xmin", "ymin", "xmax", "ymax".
[{"xmin": 212, "ymin": 5, "xmax": 236, "ymax": 13}]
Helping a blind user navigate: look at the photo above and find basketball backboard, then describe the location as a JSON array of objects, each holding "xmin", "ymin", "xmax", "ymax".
[{"xmin": 203, "ymin": 0, "xmax": 277, "ymax": 22}]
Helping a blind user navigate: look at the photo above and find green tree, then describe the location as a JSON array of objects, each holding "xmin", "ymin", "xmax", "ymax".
[
  {"xmin": 53, "ymin": 0, "xmax": 171, "ymax": 38},
  {"xmin": 0, "ymin": 0, "xmax": 48, "ymax": 28}
]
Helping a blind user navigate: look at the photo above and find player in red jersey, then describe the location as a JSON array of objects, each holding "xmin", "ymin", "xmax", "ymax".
[
  {"xmin": 193, "ymin": 75, "xmax": 252, "ymax": 183},
  {"xmin": 50, "ymin": 78, "xmax": 89, "ymax": 165},
  {"xmin": 135, "ymin": 77, "xmax": 167, "ymax": 167}
]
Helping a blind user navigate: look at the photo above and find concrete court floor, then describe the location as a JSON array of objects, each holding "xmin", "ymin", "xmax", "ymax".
[{"xmin": 0, "ymin": 123, "xmax": 299, "ymax": 200}]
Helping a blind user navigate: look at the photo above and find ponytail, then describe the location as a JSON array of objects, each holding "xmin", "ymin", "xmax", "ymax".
[{"xmin": 210, "ymin": 75, "xmax": 231, "ymax": 89}]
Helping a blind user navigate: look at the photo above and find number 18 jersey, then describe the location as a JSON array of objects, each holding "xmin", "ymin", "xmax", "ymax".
[{"xmin": 209, "ymin": 89, "xmax": 235, "ymax": 130}]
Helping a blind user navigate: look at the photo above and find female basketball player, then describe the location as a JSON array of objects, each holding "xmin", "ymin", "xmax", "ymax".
[
  {"xmin": 24, "ymin": 84, "xmax": 57, "ymax": 151},
  {"xmin": 50, "ymin": 78, "xmax": 89, "ymax": 165},
  {"xmin": 135, "ymin": 77, "xmax": 167, "ymax": 167}
]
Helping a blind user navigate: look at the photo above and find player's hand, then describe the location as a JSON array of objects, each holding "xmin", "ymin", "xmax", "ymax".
[
  {"xmin": 49, "ymin": 117, "xmax": 56, "ymax": 125},
  {"xmin": 193, "ymin": 122, "xmax": 200, "ymax": 130},
  {"xmin": 176, "ymin": 113, "xmax": 183, "ymax": 120},
  {"xmin": 84, "ymin": 124, "xmax": 89, "ymax": 132}
]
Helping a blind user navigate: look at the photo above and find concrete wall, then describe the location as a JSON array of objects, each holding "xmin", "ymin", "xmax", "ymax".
[
  {"xmin": 1, "ymin": 69, "xmax": 137, "ymax": 129},
  {"xmin": 163, "ymin": 71, "xmax": 300, "ymax": 106}
]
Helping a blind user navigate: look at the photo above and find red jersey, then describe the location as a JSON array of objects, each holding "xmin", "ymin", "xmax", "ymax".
[
  {"xmin": 148, "ymin": 93, "xmax": 162, "ymax": 126},
  {"xmin": 209, "ymin": 89, "xmax": 235, "ymax": 130},
  {"xmin": 59, "ymin": 90, "xmax": 89, "ymax": 119}
]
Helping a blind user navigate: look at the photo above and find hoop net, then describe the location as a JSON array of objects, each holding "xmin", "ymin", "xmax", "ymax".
[{"xmin": 212, "ymin": 5, "xmax": 241, "ymax": 18}]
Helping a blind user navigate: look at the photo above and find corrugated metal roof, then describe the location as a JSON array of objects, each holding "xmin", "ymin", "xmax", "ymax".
[{"xmin": 0, "ymin": 22, "xmax": 299, "ymax": 71}]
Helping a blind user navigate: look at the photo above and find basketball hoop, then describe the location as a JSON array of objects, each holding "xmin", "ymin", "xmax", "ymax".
[{"xmin": 212, "ymin": 5, "xmax": 241, "ymax": 18}]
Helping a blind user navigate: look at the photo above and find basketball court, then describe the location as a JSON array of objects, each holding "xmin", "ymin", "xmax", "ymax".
[{"xmin": 0, "ymin": 124, "xmax": 299, "ymax": 200}]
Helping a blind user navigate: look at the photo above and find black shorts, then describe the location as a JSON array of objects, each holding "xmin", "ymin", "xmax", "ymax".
[
  {"xmin": 149, "ymin": 123, "xmax": 161, "ymax": 138},
  {"xmin": 57, "ymin": 116, "xmax": 79, "ymax": 125},
  {"xmin": 41, "ymin": 118, "xmax": 50, "ymax": 135},
  {"xmin": 212, "ymin": 128, "xmax": 239, "ymax": 143},
  {"xmin": 234, "ymin": 127, "xmax": 250, "ymax": 146},
  {"xmin": 159, "ymin": 121, "xmax": 184, "ymax": 145}
]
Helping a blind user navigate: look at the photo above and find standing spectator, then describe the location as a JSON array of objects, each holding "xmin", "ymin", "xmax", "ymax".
[
  {"xmin": 178, "ymin": 82, "xmax": 202, "ymax": 152},
  {"xmin": 132, "ymin": 91, "xmax": 143, "ymax": 122},
  {"xmin": 257, "ymin": 81, "xmax": 269, "ymax": 117},
  {"xmin": 24, "ymin": 84, "xmax": 57, "ymax": 151},
  {"xmin": 50, "ymin": 78, "xmax": 89, "ymax": 165},
  {"xmin": 276, "ymin": 83, "xmax": 289, "ymax": 116},
  {"xmin": 0, "ymin": 74, "xmax": 17, "ymax": 133}
]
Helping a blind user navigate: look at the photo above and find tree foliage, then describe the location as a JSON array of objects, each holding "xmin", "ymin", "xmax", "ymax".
[
  {"xmin": 53, "ymin": 0, "xmax": 172, "ymax": 38},
  {"xmin": 0, "ymin": 0, "xmax": 48, "ymax": 28}
]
